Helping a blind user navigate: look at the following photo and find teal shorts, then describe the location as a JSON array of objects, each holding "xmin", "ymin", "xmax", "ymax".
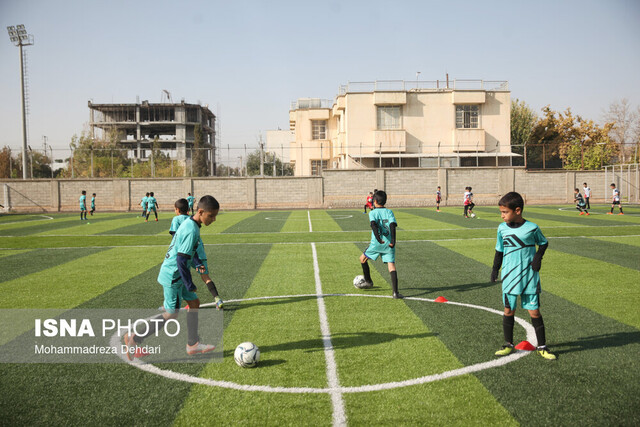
[
  {"xmin": 147, "ymin": 207, "xmax": 157, "ymax": 213},
  {"xmin": 162, "ymin": 283, "xmax": 198, "ymax": 313},
  {"xmin": 364, "ymin": 246, "xmax": 395, "ymax": 263},
  {"xmin": 503, "ymin": 293, "xmax": 539, "ymax": 310},
  {"xmin": 80, "ymin": 205, "xmax": 86, "ymax": 211}
]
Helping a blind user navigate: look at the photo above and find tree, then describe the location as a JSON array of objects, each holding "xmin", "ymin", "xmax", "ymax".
[
  {"xmin": 511, "ymin": 99, "xmax": 537, "ymax": 151},
  {"xmin": 603, "ymin": 99, "xmax": 637, "ymax": 163},
  {"xmin": 0, "ymin": 147, "xmax": 15, "ymax": 178},
  {"xmin": 192, "ymin": 124, "xmax": 209, "ymax": 177},
  {"xmin": 245, "ymin": 150, "xmax": 293, "ymax": 176}
]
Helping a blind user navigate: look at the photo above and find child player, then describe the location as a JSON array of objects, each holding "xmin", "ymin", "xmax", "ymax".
[
  {"xmin": 574, "ymin": 188, "xmax": 590, "ymax": 215},
  {"xmin": 145, "ymin": 191, "xmax": 159, "ymax": 222},
  {"xmin": 608, "ymin": 183, "xmax": 624, "ymax": 215},
  {"xmin": 79, "ymin": 190, "xmax": 87, "ymax": 221},
  {"xmin": 90, "ymin": 193, "xmax": 96, "ymax": 216},
  {"xmin": 170, "ymin": 198, "xmax": 224, "ymax": 309},
  {"xmin": 187, "ymin": 193, "xmax": 196, "ymax": 216},
  {"xmin": 122, "ymin": 195, "xmax": 220, "ymax": 359},
  {"xmin": 141, "ymin": 192, "xmax": 149, "ymax": 217},
  {"xmin": 583, "ymin": 182, "xmax": 591, "ymax": 210},
  {"xmin": 436, "ymin": 186, "xmax": 442, "ymax": 212},
  {"xmin": 359, "ymin": 190, "xmax": 401, "ymax": 299},
  {"xmin": 364, "ymin": 192, "xmax": 374, "ymax": 214},
  {"xmin": 490, "ymin": 192, "xmax": 556, "ymax": 360},
  {"xmin": 463, "ymin": 187, "xmax": 475, "ymax": 218}
]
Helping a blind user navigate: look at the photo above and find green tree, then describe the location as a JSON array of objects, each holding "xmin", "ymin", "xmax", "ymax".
[
  {"xmin": 510, "ymin": 99, "xmax": 537, "ymax": 154},
  {"xmin": 64, "ymin": 130, "xmax": 129, "ymax": 178},
  {"xmin": 245, "ymin": 150, "xmax": 293, "ymax": 176},
  {"xmin": 192, "ymin": 124, "xmax": 209, "ymax": 177},
  {"xmin": 0, "ymin": 147, "xmax": 15, "ymax": 178}
]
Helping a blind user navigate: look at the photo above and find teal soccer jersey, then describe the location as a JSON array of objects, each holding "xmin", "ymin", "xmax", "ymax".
[
  {"xmin": 364, "ymin": 208, "xmax": 397, "ymax": 262},
  {"xmin": 79, "ymin": 195, "xmax": 86, "ymax": 209},
  {"xmin": 168, "ymin": 215, "xmax": 207, "ymax": 272},
  {"xmin": 141, "ymin": 196, "xmax": 148, "ymax": 208},
  {"xmin": 91, "ymin": 197, "xmax": 95, "ymax": 208},
  {"xmin": 146, "ymin": 196, "xmax": 157, "ymax": 211},
  {"xmin": 158, "ymin": 217, "xmax": 201, "ymax": 288},
  {"xmin": 187, "ymin": 196, "xmax": 195, "ymax": 207},
  {"xmin": 495, "ymin": 220, "xmax": 548, "ymax": 295}
]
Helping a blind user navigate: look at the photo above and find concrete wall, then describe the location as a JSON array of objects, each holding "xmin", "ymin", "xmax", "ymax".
[{"xmin": 2, "ymin": 167, "xmax": 637, "ymax": 212}]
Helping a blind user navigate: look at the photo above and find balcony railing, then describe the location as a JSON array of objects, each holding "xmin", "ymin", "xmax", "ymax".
[
  {"xmin": 290, "ymin": 98, "xmax": 334, "ymax": 110},
  {"xmin": 338, "ymin": 79, "xmax": 508, "ymax": 94}
]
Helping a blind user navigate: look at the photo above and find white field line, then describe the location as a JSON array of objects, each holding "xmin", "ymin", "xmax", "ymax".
[
  {"xmin": 311, "ymin": 243, "xmax": 346, "ymax": 426},
  {"xmin": 2, "ymin": 234, "xmax": 640, "ymax": 251},
  {"xmin": 308, "ymin": 210, "xmax": 313, "ymax": 233},
  {"xmin": 0, "ymin": 214, "xmax": 54, "ymax": 226}
]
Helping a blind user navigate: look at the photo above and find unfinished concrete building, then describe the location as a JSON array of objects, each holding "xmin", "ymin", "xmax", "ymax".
[{"xmin": 88, "ymin": 100, "xmax": 216, "ymax": 172}]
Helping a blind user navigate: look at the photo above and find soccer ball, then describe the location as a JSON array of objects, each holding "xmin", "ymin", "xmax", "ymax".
[
  {"xmin": 353, "ymin": 275, "xmax": 371, "ymax": 289},
  {"xmin": 470, "ymin": 213, "xmax": 476, "ymax": 218},
  {"xmin": 234, "ymin": 342, "xmax": 260, "ymax": 368}
]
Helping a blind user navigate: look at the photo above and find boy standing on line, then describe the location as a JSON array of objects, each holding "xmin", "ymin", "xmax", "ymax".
[
  {"xmin": 358, "ymin": 190, "xmax": 401, "ymax": 299},
  {"xmin": 490, "ymin": 192, "xmax": 556, "ymax": 360},
  {"xmin": 90, "ymin": 193, "xmax": 96, "ymax": 216},
  {"xmin": 436, "ymin": 186, "xmax": 442, "ymax": 212},
  {"xmin": 608, "ymin": 183, "xmax": 624, "ymax": 215},
  {"xmin": 146, "ymin": 192, "xmax": 159, "ymax": 222},
  {"xmin": 123, "ymin": 195, "xmax": 220, "ymax": 359},
  {"xmin": 582, "ymin": 183, "xmax": 591, "ymax": 210},
  {"xmin": 170, "ymin": 199, "xmax": 224, "ymax": 309},
  {"xmin": 79, "ymin": 190, "xmax": 87, "ymax": 221},
  {"xmin": 187, "ymin": 193, "xmax": 196, "ymax": 216},
  {"xmin": 575, "ymin": 188, "xmax": 590, "ymax": 215}
]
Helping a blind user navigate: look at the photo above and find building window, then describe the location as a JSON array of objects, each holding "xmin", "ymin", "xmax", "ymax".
[
  {"xmin": 311, "ymin": 159, "xmax": 328, "ymax": 176},
  {"xmin": 312, "ymin": 120, "xmax": 327, "ymax": 140},
  {"xmin": 456, "ymin": 105, "xmax": 479, "ymax": 128},
  {"xmin": 377, "ymin": 106, "xmax": 401, "ymax": 130}
]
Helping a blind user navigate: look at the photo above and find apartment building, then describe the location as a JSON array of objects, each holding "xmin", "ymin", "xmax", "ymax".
[{"xmin": 288, "ymin": 79, "xmax": 514, "ymax": 176}]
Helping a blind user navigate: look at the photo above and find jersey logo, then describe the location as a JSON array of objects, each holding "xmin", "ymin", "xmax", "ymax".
[{"xmin": 502, "ymin": 234, "xmax": 527, "ymax": 248}]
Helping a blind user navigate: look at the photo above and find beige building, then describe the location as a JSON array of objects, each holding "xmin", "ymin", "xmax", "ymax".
[{"xmin": 288, "ymin": 79, "xmax": 514, "ymax": 176}]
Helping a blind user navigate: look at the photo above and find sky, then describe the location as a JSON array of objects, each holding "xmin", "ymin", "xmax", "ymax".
[{"xmin": 1, "ymin": 0, "xmax": 639, "ymax": 158}]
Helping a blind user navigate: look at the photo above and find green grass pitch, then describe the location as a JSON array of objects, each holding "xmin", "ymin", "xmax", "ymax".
[{"xmin": 0, "ymin": 204, "xmax": 639, "ymax": 425}]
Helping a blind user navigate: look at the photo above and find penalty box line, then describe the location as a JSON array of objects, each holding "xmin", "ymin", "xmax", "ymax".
[{"xmin": 311, "ymin": 242, "xmax": 346, "ymax": 427}]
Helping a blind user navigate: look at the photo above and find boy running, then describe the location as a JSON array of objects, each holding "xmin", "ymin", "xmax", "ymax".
[
  {"xmin": 463, "ymin": 187, "xmax": 475, "ymax": 218},
  {"xmin": 146, "ymin": 191, "xmax": 159, "ymax": 222},
  {"xmin": 90, "ymin": 193, "xmax": 96, "ymax": 216},
  {"xmin": 170, "ymin": 198, "xmax": 224, "ymax": 309},
  {"xmin": 364, "ymin": 192, "xmax": 374, "ymax": 214},
  {"xmin": 490, "ymin": 192, "xmax": 556, "ymax": 360},
  {"xmin": 187, "ymin": 193, "xmax": 196, "ymax": 216},
  {"xmin": 123, "ymin": 195, "xmax": 220, "ymax": 359},
  {"xmin": 141, "ymin": 192, "xmax": 149, "ymax": 217},
  {"xmin": 574, "ymin": 188, "xmax": 589, "ymax": 215},
  {"xmin": 608, "ymin": 183, "xmax": 624, "ymax": 215},
  {"xmin": 359, "ymin": 190, "xmax": 401, "ymax": 299},
  {"xmin": 79, "ymin": 190, "xmax": 87, "ymax": 221},
  {"xmin": 583, "ymin": 183, "xmax": 591, "ymax": 210},
  {"xmin": 436, "ymin": 186, "xmax": 442, "ymax": 212}
]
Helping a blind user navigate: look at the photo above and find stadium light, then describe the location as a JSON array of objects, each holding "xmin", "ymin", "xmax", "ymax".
[{"xmin": 6, "ymin": 24, "xmax": 34, "ymax": 179}]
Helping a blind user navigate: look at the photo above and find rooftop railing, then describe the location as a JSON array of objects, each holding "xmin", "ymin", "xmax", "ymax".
[{"xmin": 338, "ymin": 79, "xmax": 508, "ymax": 94}]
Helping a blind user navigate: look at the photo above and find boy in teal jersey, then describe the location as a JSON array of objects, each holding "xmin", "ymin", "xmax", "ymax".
[
  {"xmin": 123, "ymin": 195, "xmax": 220, "ymax": 359},
  {"xmin": 187, "ymin": 193, "xmax": 196, "ymax": 216},
  {"xmin": 359, "ymin": 190, "xmax": 401, "ymax": 298},
  {"xmin": 141, "ymin": 192, "xmax": 149, "ymax": 217},
  {"xmin": 90, "ymin": 193, "xmax": 96, "ymax": 216},
  {"xmin": 79, "ymin": 190, "xmax": 87, "ymax": 220},
  {"xmin": 170, "ymin": 198, "xmax": 224, "ymax": 309},
  {"xmin": 490, "ymin": 192, "xmax": 556, "ymax": 360},
  {"xmin": 145, "ymin": 191, "xmax": 159, "ymax": 222}
]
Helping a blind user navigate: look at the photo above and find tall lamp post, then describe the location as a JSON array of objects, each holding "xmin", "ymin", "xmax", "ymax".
[{"xmin": 6, "ymin": 25, "xmax": 34, "ymax": 179}]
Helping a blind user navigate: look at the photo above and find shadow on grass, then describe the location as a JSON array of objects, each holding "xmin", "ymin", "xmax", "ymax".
[
  {"xmin": 402, "ymin": 281, "xmax": 496, "ymax": 297},
  {"xmin": 553, "ymin": 331, "xmax": 640, "ymax": 355},
  {"xmin": 220, "ymin": 295, "xmax": 318, "ymax": 313},
  {"xmin": 222, "ymin": 331, "xmax": 437, "ymax": 357}
]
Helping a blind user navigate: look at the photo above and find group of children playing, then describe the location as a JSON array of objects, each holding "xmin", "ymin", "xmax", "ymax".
[
  {"xmin": 137, "ymin": 192, "xmax": 197, "ymax": 222},
  {"xmin": 574, "ymin": 182, "xmax": 624, "ymax": 215},
  {"xmin": 78, "ymin": 190, "xmax": 96, "ymax": 220}
]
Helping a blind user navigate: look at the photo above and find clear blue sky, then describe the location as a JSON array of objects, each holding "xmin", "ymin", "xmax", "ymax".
[{"xmin": 1, "ymin": 0, "xmax": 639, "ymax": 156}]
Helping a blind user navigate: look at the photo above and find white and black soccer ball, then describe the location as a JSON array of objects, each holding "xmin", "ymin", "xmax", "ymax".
[
  {"xmin": 353, "ymin": 275, "xmax": 371, "ymax": 289},
  {"xmin": 470, "ymin": 213, "xmax": 476, "ymax": 218},
  {"xmin": 234, "ymin": 342, "xmax": 260, "ymax": 368}
]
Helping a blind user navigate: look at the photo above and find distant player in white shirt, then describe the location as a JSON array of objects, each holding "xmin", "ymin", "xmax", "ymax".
[
  {"xmin": 608, "ymin": 183, "xmax": 624, "ymax": 215},
  {"xmin": 582, "ymin": 183, "xmax": 591, "ymax": 210}
]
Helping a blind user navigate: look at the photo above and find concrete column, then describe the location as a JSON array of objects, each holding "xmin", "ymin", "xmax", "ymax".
[
  {"xmin": 113, "ymin": 179, "xmax": 130, "ymax": 210},
  {"xmin": 3, "ymin": 184, "xmax": 9, "ymax": 212},
  {"xmin": 50, "ymin": 180, "xmax": 60, "ymax": 212},
  {"xmin": 498, "ymin": 168, "xmax": 515, "ymax": 198},
  {"xmin": 308, "ymin": 178, "xmax": 323, "ymax": 208},
  {"xmin": 248, "ymin": 178, "xmax": 257, "ymax": 209},
  {"xmin": 438, "ymin": 168, "xmax": 448, "ymax": 205},
  {"xmin": 376, "ymin": 169, "xmax": 385, "ymax": 191},
  {"xmin": 566, "ymin": 171, "xmax": 576, "ymax": 203},
  {"xmin": 183, "ymin": 178, "xmax": 193, "ymax": 198}
]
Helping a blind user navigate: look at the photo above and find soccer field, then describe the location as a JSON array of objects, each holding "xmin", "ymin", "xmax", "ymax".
[{"xmin": 1, "ymin": 205, "xmax": 639, "ymax": 426}]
